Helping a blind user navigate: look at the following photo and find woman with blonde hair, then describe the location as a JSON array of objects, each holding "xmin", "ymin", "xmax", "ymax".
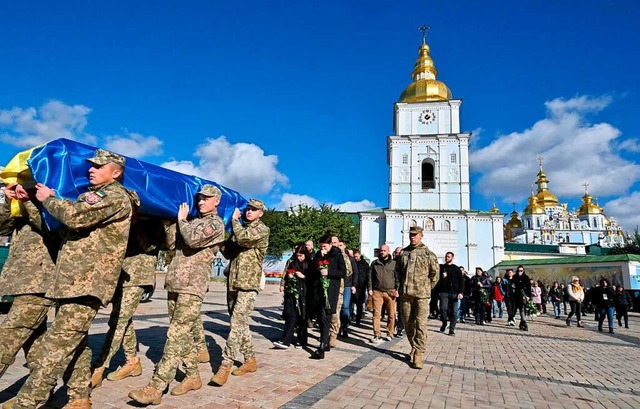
[{"xmin": 566, "ymin": 276, "xmax": 585, "ymax": 327}]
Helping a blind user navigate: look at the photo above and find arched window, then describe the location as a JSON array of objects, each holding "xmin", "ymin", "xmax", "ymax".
[
  {"xmin": 421, "ymin": 159, "xmax": 435, "ymax": 189},
  {"xmin": 425, "ymin": 218, "xmax": 434, "ymax": 231},
  {"xmin": 442, "ymin": 220, "xmax": 451, "ymax": 231},
  {"xmin": 410, "ymin": 219, "xmax": 417, "ymax": 227}
]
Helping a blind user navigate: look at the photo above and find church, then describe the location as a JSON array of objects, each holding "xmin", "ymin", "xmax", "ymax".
[{"xmin": 358, "ymin": 34, "xmax": 505, "ymax": 270}]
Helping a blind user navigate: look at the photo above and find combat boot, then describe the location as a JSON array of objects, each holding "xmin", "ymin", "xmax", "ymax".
[
  {"xmin": 128, "ymin": 385, "xmax": 162, "ymax": 405},
  {"xmin": 107, "ymin": 356, "xmax": 142, "ymax": 381},
  {"xmin": 232, "ymin": 356, "xmax": 257, "ymax": 376},
  {"xmin": 210, "ymin": 362, "xmax": 233, "ymax": 386},
  {"xmin": 412, "ymin": 353, "xmax": 424, "ymax": 369},
  {"xmin": 197, "ymin": 349, "xmax": 210, "ymax": 363},
  {"xmin": 90, "ymin": 367, "xmax": 105, "ymax": 389},
  {"xmin": 170, "ymin": 375, "xmax": 202, "ymax": 396},
  {"xmin": 63, "ymin": 398, "xmax": 92, "ymax": 409}
]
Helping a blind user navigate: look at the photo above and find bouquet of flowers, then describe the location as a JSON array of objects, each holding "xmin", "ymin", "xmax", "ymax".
[
  {"xmin": 284, "ymin": 268, "xmax": 299, "ymax": 300},
  {"xmin": 318, "ymin": 259, "xmax": 331, "ymax": 310},
  {"xmin": 522, "ymin": 290, "xmax": 539, "ymax": 317}
]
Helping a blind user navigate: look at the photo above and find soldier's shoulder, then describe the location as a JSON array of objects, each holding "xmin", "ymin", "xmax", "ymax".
[{"xmin": 255, "ymin": 219, "xmax": 269, "ymax": 234}]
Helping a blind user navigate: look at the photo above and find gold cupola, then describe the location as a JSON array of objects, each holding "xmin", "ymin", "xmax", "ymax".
[
  {"xmin": 398, "ymin": 33, "xmax": 452, "ymax": 103},
  {"xmin": 577, "ymin": 185, "xmax": 603, "ymax": 216},
  {"xmin": 523, "ymin": 193, "xmax": 545, "ymax": 215},
  {"xmin": 506, "ymin": 209, "xmax": 523, "ymax": 229},
  {"xmin": 490, "ymin": 199, "xmax": 500, "ymax": 214},
  {"xmin": 535, "ymin": 157, "xmax": 559, "ymax": 207}
]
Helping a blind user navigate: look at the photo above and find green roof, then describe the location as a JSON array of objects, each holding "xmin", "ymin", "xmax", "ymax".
[
  {"xmin": 495, "ymin": 253, "xmax": 640, "ymax": 267},
  {"xmin": 505, "ymin": 243, "xmax": 559, "ymax": 253}
]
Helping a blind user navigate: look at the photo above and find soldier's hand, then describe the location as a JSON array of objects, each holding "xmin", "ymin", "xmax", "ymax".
[
  {"xmin": 35, "ymin": 183, "xmax": 55, "ymax": 202},
  {"xmin": 15, "ymin": 184, "xmax": 30, "ymax": 200},
  {"xmin": 232, "ymin": 208, "xmax": 241, "ymax": 221},
  {"xmin": 178, "ymin": 202, "xmax": 189, "ymax": 221},
  {"xmin": 3, "ymin": 183, "xmax": 17, "ymax": 200}
]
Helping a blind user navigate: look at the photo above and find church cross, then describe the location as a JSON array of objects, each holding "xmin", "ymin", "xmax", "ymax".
[
  {"xmin": 583, "ymin": 182, "xmax": 589, "ymax": 194},
  {"xmin": 536, "ymin": 155, "xmax": 544, "ymax": 169},
  {"xmin": 512, "ymin": 201, "xmax": 516, "ymax": 211},
  {"xmin": 418, "ymin": 25, "xmax": 430, "ymax": 43}
]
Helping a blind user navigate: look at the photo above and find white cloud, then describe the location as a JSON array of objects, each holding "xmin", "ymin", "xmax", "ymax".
[
  {"xmin": 618, "ymin": 138, "xmax": 640, "ymax": 153},
  {"xmin": 162, "ymin": 136, "xmax": 288, "ymax": 195},
  {"xmin": 105, "ymin": 132, "xmax": 163, "ymax": 158},
  {"xmin": 0, "ymin": 100, "xmax": 96, "ymax": 147},
  {"xmin": 604, "ymin": 193, "xmax": 640, "ymax": 232},
  {"xmin": 471, "ymin": 95, "xmax": 640, "ymax": 203},
  {"xmin": 275, "ymin": 193, "xmax": 376, "ymax": 212}
]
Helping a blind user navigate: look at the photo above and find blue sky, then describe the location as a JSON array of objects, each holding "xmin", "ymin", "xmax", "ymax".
[{"xmin": 1, "ymin": 1, "xmax": 639, "ymax": 228}]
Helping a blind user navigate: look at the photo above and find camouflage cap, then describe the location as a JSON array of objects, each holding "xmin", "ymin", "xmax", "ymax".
[
  {"xmin": 409, "ymin": 226, "xmax": 423, "ymax": 235},
  {"xmin": 197, "ymin": 184, "xmax": 222, "ymax": 198},
  {"xmin": 247, "ymin": 198, "xmax": 265, "ymax": 210},
  {"xmin": 87, "ymin": 149, "xmax": 126, "ymax": 167}
]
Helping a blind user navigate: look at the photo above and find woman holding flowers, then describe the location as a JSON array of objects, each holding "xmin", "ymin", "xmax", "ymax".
[
  {"xmin": 309, "ymin": 234, "xmax": 346, "ymax": 359},
  {"xmin": 273, "ymin": 246, "xmax": 309, "ymax": 349}
]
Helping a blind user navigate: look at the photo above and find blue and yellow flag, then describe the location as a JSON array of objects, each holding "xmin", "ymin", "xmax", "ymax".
[{"xmin": 1, "ymin": 138, "xmax": 248, "ymax": 229}]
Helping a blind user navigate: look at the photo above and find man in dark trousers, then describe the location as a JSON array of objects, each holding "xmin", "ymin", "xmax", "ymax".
[{"xmin": 438, "ymin": 252, "xmax": 464, "ymax": 336}]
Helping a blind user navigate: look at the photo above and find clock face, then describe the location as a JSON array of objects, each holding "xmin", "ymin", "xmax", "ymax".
[{"xmin": 418, "ymin": 110, "xmax": 435, "ymax": 125}]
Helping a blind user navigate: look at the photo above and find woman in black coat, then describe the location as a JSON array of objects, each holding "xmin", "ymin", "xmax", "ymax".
[
  {"xmin": 512, "ymin": 265, "xmax": 532, "ymax": 331},
  {"xmin": 309, "ymin": 234, "xmax": 346, "ymax": 359},
  {"xmin": 273, "ymin": 246, "xmax": 309, "ymax": 349}
]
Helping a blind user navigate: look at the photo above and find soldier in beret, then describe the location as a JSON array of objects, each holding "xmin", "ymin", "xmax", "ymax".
[
  {"xmin": 394, "ymin": 226, "xmax": 439, "ymax": 370},
  {"xmin": 211, "ymin": 198, "xmax": 269, "ymax": 386},
  {"xmin": 129, "ymin": 185, "xmax": 225, "ymax": 405},
  {"xmin": 11, "ymin": 149, "xmax": 139, "ymax": 409},
  {"xmin": 0, "ymin": 183, "xmax": 60, "ymax": 380}
]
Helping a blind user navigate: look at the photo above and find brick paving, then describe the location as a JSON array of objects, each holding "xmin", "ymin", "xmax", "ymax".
[{"xmin": 1, "ymin": 278, "xmax": 639, "ymax": 408}]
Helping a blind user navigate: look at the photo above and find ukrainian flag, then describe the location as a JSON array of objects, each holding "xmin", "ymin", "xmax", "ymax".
[{"xmin": 1, "ymin": 138, "xmax": 248, "ymax": 229}]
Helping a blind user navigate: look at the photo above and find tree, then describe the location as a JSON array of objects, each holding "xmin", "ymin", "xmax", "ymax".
[
  {"xmin": 262, "ymin": 204, "xmax": 360, "ymax": 257},
  {"xmin": 609, "ymin": 228, "xmax": 640, "ymax": 255}
]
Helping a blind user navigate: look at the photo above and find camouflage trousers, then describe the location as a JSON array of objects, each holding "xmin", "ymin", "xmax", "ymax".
[
  {"xmin": 150, "ymin": 292, "xmax": 202, "ymax": 389},
  {"xmin": 193, "ymin": 314, "xmax": 207, "ymax": 353},
  {"xmin": 0, "ymin": 294, "xmax": 52, "ymax": 378},
  {"xmin": 222, "ymin": 290, "xmax": 257, "ymax": 364},
  {"xmin": 14, "ymin": 297, "xmax": 101, "ymax": 409},
  {"xmin": 95, "ymin": 285, "xmax": 144, "ymax": 367},
  {"xmin": 400, "ymin": 294, "xmax": 429, "ymax": 354},
  {"xmin": 329, "ymin": 291, "xmax": 344, "ymax": 344}
]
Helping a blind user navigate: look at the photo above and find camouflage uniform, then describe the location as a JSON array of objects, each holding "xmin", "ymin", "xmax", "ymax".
[
  {"xmin": 329, "ymin": 251, "xmax": 351, "ymax": 344},
  {"xmin": 220, "ymin": 207, "xmax": 269, "ymax": 365},
  {"xmin": 0, "ymin": 199, "xmax": 58, "ymax": 378},
  {"xmin": 95, "ymin": 218, "xmax": 163, "ymax": 368},
  {"xmin": 148, "ymin": 211, "xmax": 224, "ymax": 390},
  {"xmin": 13, "ymin": 163, "xmax": 137, "ymax": 408},
  {"xmin": 395, "ymin": 241, "xmax": 439, "ymax": 356}
]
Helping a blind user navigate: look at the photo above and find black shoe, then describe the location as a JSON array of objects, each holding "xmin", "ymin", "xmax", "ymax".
[
  {"xmin": 439, "ymin": 323, "xmax": 447, "ymax": 332},
  {"xmin": 460, "ymin": 319, "xmax": 466, "ymax": 324},
  {"xmin": 598, "ymin": 326, "xmax": 603, "ymax": 332},
  {"xmin": 609, "ymin": 328, "xmax": 614, "ymax": 334},
  {"xmin": 618, "ymin": 321, "xmax": 622, "ymax": 327},
  {"xmin": 324, "ymin": 344, "xmax": 331, "ymax": 352},
  {"xmin": 625, "ymin": 325, "xmax": 629, "ymax": 329},
  {"xmin": 311, "ymin": 344, "xmax": 326, "ymax": 359},
  {"xmin": 448, "ymin": 330, "xmax": 455, "ymax": 336},
  {"xmin": 522, "ymin": 323, "xmax": 528, "ymax": 331},
  {"xmin": 395, "ymin": 329, "xmax": 404, "ymax": 338}
]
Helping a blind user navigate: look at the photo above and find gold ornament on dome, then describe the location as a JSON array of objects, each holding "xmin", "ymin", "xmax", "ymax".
[
  {"xmin": 577, "ymin": 183, "xmax": 603, "ymax": 215},
  {"xmin": 399, "ymin": 25, "xmax": 452, "ymax": 103}
]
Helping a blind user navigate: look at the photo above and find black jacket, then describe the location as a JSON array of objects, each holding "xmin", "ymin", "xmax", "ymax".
[
  {"xmin": 436, "ymin": 263, "xmax": 464, "ymax": 294},
  {"xmin": 512, "ymin": 272, "xmax": 532, "ymax": 306},
  {"xmin": 615, "ymin": 290, "xmax": 633, "ymax": 309},
  {"xmin": 355, "ymin": 258, "xmax": 370, "ymax": 289},
  {"xmin": 309, "ymin": 246, "xmax": 346, "ymax": 315},
  {"xmin": 592, "ymin": 286, "xmax": 615, "ymax": 308},
  {"xmin": 548, "ymin": 286, "xmax": 562, "ymax": 302}
]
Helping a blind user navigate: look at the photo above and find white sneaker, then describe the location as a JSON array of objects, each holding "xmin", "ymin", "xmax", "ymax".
[
  {"xmin": 272, "ymin": 341, "xmax": 289, "ymax": 349},
  {"xmin": 382, "ymin": 335, "xmax": 393, "ymax": 342},
  {"xmin": 370, "ymin": 336, "xmax": 383, "ymax": 344}
]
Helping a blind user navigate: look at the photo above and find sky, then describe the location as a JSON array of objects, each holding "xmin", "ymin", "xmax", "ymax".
[{"xmin": 1, "ymin": 1, "xmax": 639, "ymax": 229}]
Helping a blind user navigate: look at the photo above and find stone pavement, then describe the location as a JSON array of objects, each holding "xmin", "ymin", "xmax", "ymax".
[{"xmin": 1, "ymin": 280, "xmax": 639, "ymax": 408}]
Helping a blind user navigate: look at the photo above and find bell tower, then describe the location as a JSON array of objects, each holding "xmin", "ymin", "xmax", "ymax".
[{"xmin": 388, "ymin": 28, "xmax": 470, "ymax": 211}]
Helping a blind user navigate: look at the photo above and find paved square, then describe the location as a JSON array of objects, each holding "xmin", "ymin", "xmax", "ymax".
[{"xmin": 1, "ymin": 279, "xmax": 639, "ymax": 408}]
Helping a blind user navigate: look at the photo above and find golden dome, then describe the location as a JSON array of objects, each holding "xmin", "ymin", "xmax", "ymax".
[
  {"xmin": 490, "ymin": 199, "xmax": 499, "ymax": 214},
  {"xmin": 399, "ymin": 40, "xmax": 452, "ymax": 103},
  {"xmin": 506, "ymin": 210, "xmax": 522, "ymax": 229},
  {"xmin": 534, "ymin": 161, "xmax": 559, "ymax": 207},
  {"xmin": 577, "ymin": 192, "xmax": 603, "ymax": 216},
  {"xmin": 523, "ymin": 194, "xmax": 545, "ymax": 215}
]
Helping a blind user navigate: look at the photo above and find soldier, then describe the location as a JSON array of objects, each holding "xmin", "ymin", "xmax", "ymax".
[
  {"xmin": 0, "ymin": 183, "xmax": 58, "ymax": 380},
  {"xmin": 211, "ymin": 198, "xmax": 269, "ymax": 386},
  {"xmin": 395, "ymin": 226, "xmax": 439, "ymax": 369},
  {"xmin": 129, "ymin": 185, "xmax": 225, "ymax": 405},
  {"xmin": 89, "ymin": 217, "xmax": 164, "ymax": 387},
  {"xmin": 10, "ymin": 149, "xmax": 138, "ymax": 409}
]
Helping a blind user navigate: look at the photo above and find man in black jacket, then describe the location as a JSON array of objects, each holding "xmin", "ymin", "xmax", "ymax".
[
  {"xmin": 512, "ymin": 265, "xmax": 532, "ymax": 331},
  {"xmin": 352, "ymin": 250, "xmax": 370, "ymax": 327},
  {"xmin": 438, "ymin": 252, "xmax": 464, "ymax": 336}
]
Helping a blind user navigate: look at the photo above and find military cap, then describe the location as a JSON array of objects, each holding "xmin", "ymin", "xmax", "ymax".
[
  {"xmin": 197, "ymin": 184, "xmax": 222, "ymax": 198},
  {"xmin": 87, "ymin": 149, "xmax": 126, "ymax": 167},
  {"xmin": 409, "ymin": 226, "xmax": 423, "ymax": 235},
  {"xmin": 247, "ymin": 198, "xmax": 265, "ymax": 210}
]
